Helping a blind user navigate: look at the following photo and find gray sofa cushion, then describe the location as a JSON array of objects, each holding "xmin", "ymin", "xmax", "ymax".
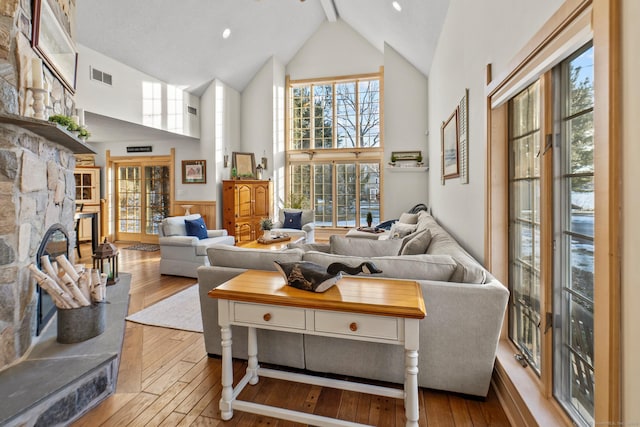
[
  {"xmin": 303, "ymin": 251, "xmax": 457, "ymax": 282},
  {"xmin": 162, "ymin": 214, "xmax": 203, "ymax": 237},
  {"xmin": 389, "ymin": 222, "xmax": 417, "ymax": 239},
  {"xmin": 399, "ymin": 212, "xmax": 419, "ymax": 224},
  {"xmin": 330, "ymin": 235, "xmax": 403, "ymax": 257},
  {"xmin": 400, "ymin": 229, "xmax": 432, "ymax": 255},
  {"xmin": 206, "ymin": 245, "xmax": 304, "ymax": 271}
]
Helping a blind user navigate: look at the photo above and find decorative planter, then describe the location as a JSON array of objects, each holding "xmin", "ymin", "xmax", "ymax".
[{"xmin": 57, "ymin": 303, "xmax": 106, "ymax": 344}]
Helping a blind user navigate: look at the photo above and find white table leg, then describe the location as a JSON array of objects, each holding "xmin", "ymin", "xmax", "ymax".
[
  {"xmin": 219, "ymin": 302, "xmax": 234, "ymax": 420},
  {"xmin": 247, "ymin": 326, "xmax": 259, "ymax": 385},
  {"xmin": 404, "ymin": 319, "xmax": 419, "ymax": 427}
]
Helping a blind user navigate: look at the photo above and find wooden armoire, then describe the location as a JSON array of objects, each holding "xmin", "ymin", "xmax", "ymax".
[{"xmin": 222, "ymin": 179, "xmax": 272, "ymax": 242}]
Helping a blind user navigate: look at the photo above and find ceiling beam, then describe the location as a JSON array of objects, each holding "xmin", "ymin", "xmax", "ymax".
[{"xmin": 320, "ymin": 0, "xmax": 338, "ymax": 22}]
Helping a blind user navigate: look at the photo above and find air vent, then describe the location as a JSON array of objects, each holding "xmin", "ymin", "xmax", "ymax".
[
  {"xmin": 90, "ymin": 67, "xmax": 113, "ymax": 86},
  {"xmin": 187, "ymin": 106, "xmax": 197, "ymax": 116}
]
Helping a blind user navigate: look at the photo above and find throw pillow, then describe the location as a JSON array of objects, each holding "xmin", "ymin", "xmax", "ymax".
[
  {"xmin": 389, "ymin": 222, "xmax": 417, "ymax": 239},
  {"xmin": 401, "ymin": 229, "xmax": 432, "ymax": 255},
  {"xmin": 283, "ymin": 211, "xmax": 303, "ymax": 229},
  {"xmin": 399, "ymin": 212, "xmax": 419, "ymax": 224},
  {"xmin": 184, "ymin": 217, "xmax": 208, "ymax": 240}
]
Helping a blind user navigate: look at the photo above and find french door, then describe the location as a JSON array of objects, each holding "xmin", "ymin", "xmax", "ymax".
[{"xmin": 115, "ymin": 159, "xmax": 171, "ymax": 243}]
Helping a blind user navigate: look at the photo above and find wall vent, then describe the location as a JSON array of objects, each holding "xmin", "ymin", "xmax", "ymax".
[
  {"xmin": 90, "ymin": 67, "xmax": 113, "ymax": 86},
  {"xmin": 187, "ymin": 106, "xmax": 197, "ymax": 116}
]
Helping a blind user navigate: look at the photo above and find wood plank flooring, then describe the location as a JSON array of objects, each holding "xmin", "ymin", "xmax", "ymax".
[{"xmin": 72, "ymin": 242, "xmax": 510, "ymax": 427}]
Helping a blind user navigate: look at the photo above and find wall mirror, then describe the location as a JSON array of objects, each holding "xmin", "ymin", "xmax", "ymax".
[{"xmin": 232, "ymin": 152, "xmax": 256, "ymax": 178}]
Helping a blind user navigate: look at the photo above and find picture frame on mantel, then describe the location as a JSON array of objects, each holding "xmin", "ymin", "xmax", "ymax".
[
  {"xmin": 182, "ymin": 160, "xmax": 206, "ymax": 184},
  {"xmin": 441, "ymin": 108, "xmax": 460, "ymax": 182},
  {"xmin": 32, "ymin": 0, "xmax": 78, "ymax": 93}
]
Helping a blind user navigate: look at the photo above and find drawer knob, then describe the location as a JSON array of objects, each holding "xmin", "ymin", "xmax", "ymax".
[
  {"xmin": 263, "ymin": 313, "xmax": 272, "ymax": 322},
  {"xmin": 349, "ymin": 322, "xmax": 358, "ymax": 332}
]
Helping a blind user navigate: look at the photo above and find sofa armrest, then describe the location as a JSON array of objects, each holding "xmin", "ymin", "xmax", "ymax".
[
  {"xmin": 272, "ymin": 221, "xmax": 283, "ymax": 229},
  {"xmin": 302, "ymin": 223, "xmax": 315, "ymax": 233},
  {"xmin": 158, "ymin": 236, "xmax": 198, "ymax": 246},
  {"xmin": 206, "ymin": 229, "xmax": 228, "ymax": 238}
]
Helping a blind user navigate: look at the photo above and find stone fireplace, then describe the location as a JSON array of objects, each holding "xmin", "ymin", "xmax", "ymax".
[
  {"xmin": 0, "ymin": 122, "xmax": 78, "ymax": 370},
  {"xmin": 0, "ymin": 0, "xmax": 84, "ymax": 371}
]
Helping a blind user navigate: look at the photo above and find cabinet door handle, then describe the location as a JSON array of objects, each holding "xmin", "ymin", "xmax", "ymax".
[
  {"xmin": 263, "ymin": 313, "xmax": 272, "ymax": 322},
  {"xmin": 349, "ymin": 322, "xmax": 358, "ymax": 332}
]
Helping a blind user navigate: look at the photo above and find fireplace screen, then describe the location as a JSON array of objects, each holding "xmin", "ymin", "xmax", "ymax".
[{"xmin": 36, "ymin": 224, "xmax": 70, "ymax": 334}]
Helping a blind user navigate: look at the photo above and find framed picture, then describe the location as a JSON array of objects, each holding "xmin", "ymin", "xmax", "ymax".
[
  {"xmin": 32, "ymin": 0, "xmax": 78, "ymax": 93},
  {"xmin": 441, "ymin": 108, "xmax": 460, "ymax": 180},
  {"xmin": 232, "ymin": 152, "xmax": 256, "ymax": 178},
  {"xmin": 391, "ymin": 151, "xmax": 422, "ymax": 162},
  {"xmin": 182, "ymin": 160, "xmax": 206, "ymax": 184}
]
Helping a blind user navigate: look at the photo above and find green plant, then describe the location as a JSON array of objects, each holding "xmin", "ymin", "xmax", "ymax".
[
  {"xmin": 366, "ymin": 211, "xmax": 373, "ymax": 226},
  {"xmin": 259, "ymin": 217, "xmax": 273, "ymax": 231},
  {"xmin": 48, "ymin": 114, "xmax": 79, "ymax": 131},
  {"xmin": 77, "ymin": 127, "xmax": 91, "ymax": 139}
]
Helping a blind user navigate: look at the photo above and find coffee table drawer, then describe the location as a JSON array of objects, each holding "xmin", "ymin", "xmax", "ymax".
[
  {"xmin": 233, "ymin": 303, "xmax": 306, "ymax": 329},
  {"xmin": 314, "ymin": 311, "xmax": 398, "ymax": 340}
]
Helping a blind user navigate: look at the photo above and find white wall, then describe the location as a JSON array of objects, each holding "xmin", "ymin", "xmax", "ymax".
[
  {"xmin": 286, "ymin": 20, "xmax": 382, "ymax": 80},
  {"xmin": 383, "ymin": 43, "xmax": 429, "ymax": 220},
  {"xmin": 427, "ymin": 0, "xmax": 563, "ymax": 261},
  {"xmin": 241, "ymin": 56, "xmax": 286, "ymax": 213},
  {"xmin": 76, "ymin": 44, "xmax": 200, "ymax": 138},
  {"xmin": 621, "ymin": 0, "xmax": 640, "ymax": 423}
]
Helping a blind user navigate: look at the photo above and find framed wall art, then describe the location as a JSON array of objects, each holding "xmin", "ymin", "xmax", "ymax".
[
  {"xmin": 182, "ymin": 160, "xmax": 206, "ymax": 184},
  {"xmin": 232, "ymin": 152, "xmax": 256, "ymax": 178},
  {"xmin": 441, "ymin": 108, "xmax": 460, "ymax": 181},
  {"xmin": 32, "ymin": 0, "xmax": 78, "ymax": 93}
]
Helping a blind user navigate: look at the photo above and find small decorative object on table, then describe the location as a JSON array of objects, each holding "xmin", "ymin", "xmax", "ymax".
[
  {"xmin": 93, "ymin": 238, "xmax": 119, "ymax": 285},
  {"xmin": 274, "ymin": 260, "xmax": 382, "ymax": 293},
  {"xmin": 257, "ymin": 234, "xmax": 290, "ymax": 244},
  {"xmin": 356, "ymin": 226, "xmax": 385, "ymax": 234},
  {"xmin": 366, "ymin": 211, "xmax": 373, "ymax": 227},
  {"xmin": 259, "ymin": 217, "xmax": 273, "ymax": 240}
]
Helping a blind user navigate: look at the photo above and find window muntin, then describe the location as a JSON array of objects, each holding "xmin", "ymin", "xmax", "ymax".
[
  {"xmin": 554, "ymin": 43, "xmax": 594, "ymax": 426},
  {"xmin": 167, "ymin": 85, "xmax": 184, "ymax": 133}
]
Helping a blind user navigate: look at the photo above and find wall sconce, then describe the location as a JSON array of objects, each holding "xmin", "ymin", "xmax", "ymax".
[
  {"xmin": 261, "ymin": 157, "xmax": 267, "ymax": 170},
  {"xmin": 224, "ymin": 154, "xmax": 229, "ymax": 168}
]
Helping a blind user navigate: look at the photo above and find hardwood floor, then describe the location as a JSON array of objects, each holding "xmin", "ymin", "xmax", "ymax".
[{"xmin": 72, "ymin": 242, "xmax": 510, "ymax": 427}]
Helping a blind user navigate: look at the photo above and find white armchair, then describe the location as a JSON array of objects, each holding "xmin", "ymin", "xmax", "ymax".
[
  {"xmin": 271, "ymin": 208, "xmax": 315, "ymax": 243},
  {"xmin": 158, "ymin": 214, "xmax": 235, "ymax": 278}
]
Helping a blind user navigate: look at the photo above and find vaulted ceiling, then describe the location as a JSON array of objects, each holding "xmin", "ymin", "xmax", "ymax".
[{"xmin": 76, "ymin": 0, "xmax": 450, "ymax": 95}]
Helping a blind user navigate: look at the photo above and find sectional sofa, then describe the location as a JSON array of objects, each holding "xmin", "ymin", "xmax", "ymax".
[{"xmin": 196, "ymin": 211, "xmax": 509, "ymax": 397}]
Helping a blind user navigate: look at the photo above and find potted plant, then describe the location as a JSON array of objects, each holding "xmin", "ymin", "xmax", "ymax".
[
  {"xmin": 259, "ymin": 217, "xmax": 273, "ymax": 239},
  {"xmin": 366, "ymin": 211, "xmax": 373, "ymax": 228}
]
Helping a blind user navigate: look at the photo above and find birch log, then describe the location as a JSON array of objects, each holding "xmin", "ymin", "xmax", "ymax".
[
  {"xmin": 41, "ymin": 256, "xmax": 74, "ymax": 298},
  {"xmin": 28, "ymin": 264, "xmax": 77, "ymax": 308}
]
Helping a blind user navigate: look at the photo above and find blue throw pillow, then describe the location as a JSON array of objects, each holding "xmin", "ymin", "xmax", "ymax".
[
  {"xmin": 184, "ymin": 217, "xmax": 208, "ymax": 240},
  {"xmin": 283, "ymin": 211, "xmax": 303, "ymax": 230}
]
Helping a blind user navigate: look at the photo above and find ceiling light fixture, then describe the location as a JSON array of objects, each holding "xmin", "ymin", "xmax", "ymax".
[
  {"xmin": 392, "ymin": 1, "xmax": 402, "ymax": 12},
  {"xmin": 222, "ymin": 28, "xmax": 231, "ymax": 39}
]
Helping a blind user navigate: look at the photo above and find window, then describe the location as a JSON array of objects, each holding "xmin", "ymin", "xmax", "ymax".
[
  {"xmin": 287, "ymin": 71, "xmax": 383, "ymax": 227},
  {"xmin": 167, "ymin": 85, "xmax": 184, "ymax": 133},
  {"xmin": 486, "ymin": 4, "xmax": 618, "ymax": 423},
  {"xmin": 142, "ymin": 81, "xmax": 162, "ymax": 128},
  {"xmin": 554, "ymin": 44, "xmax": 594, "ymax": 425}
]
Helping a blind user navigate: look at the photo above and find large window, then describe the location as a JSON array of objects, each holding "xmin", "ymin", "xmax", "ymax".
[
  {"xmin": 506, "ymin": 43, "xmax": 594, "ymax": 426},
  {"xmin": 287, "ymin": 72, "xmax": 383, "ymax": 227},
  {"xmin": 142, "ymin": 81, "xmax": 162, "ymax": 128}
]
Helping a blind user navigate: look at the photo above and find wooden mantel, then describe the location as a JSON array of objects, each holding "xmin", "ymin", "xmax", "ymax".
[{"xmin": 0, "ymin": 113, "xmax": 96, "ymax": 154}]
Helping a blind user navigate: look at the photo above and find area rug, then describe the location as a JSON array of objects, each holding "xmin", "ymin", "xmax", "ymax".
[
  {"xmin": 123, "ymin": 243, "xmax": 160, "ymax": 252},
  {"xmin": 125, "ymin": 285, "xmax": 203, "ymax": 332}
]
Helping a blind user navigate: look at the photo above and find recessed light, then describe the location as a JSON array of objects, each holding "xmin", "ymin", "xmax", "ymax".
[
  {"xmin": 222, "ymin": 28, "xmax": 231, "ymax": 39},
  {"xmin": 392, "ymin": 1, "xmax": 402, "ymax": 12}
]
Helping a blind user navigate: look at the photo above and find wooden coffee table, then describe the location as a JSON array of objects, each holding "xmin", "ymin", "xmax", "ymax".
[
  {"xmin": 237, "ymin": 236, "xmax": 304, "ymax": 250},
  {"xmin": 209, "ymin": 270, "xmax": 426, "ymax": 426}
]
